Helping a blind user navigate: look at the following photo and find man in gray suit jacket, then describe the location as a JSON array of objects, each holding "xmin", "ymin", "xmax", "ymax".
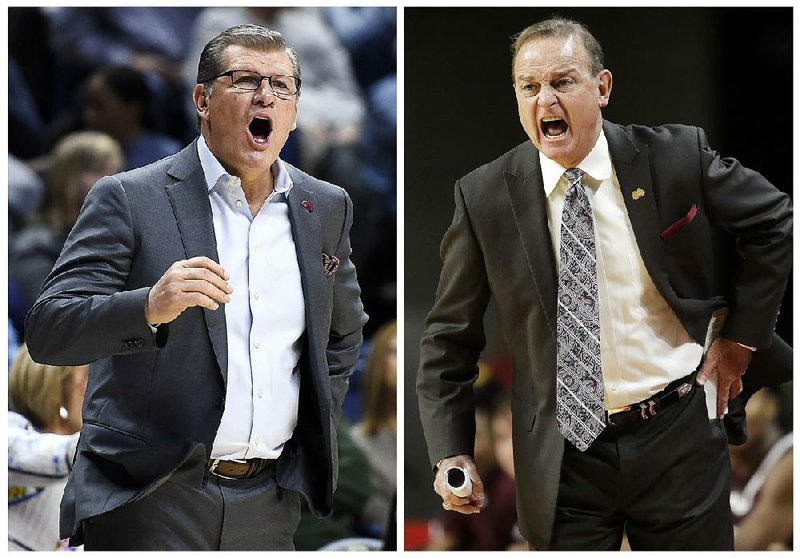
[
  {"xmin": 26, "ymin": 24, "xmax": 367, "ymax": 550},
  {"xmin": 417, "ymin": 18, "xmax": 791, "ymax": 550}
]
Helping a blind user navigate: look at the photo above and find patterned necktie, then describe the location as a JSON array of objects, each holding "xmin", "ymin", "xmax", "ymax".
[{"xmin": 556, "ymin": 168, "xmax": 605, "ymax": 451}]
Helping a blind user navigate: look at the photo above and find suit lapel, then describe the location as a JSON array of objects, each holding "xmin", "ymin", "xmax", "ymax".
[
  {"xmin": 164, "ymin": 141, "xmax": 228, "ymax": 384},
  {"xmin": 604, "ymin": 121, "xmax": 673, "ymax": 298},
  {"xmin": 285, "ymin": 166, "xmax": 324, "ymax": 349},
  {"xmin": 504, "ymin": 144, "xmax": 558, "ymax": 341}
]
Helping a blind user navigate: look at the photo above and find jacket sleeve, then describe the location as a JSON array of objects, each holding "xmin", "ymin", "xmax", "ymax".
[
  {"xmin": 698, "ymin": 128, "xmax": 793, "ymax": 348},
  {"xmin": 416, "ymin": 180, "xmax": 491, "ymax": 469},
  {"xmin": 327, "ymin": 188, "xmax": 368, "ymax": 423},
  {"xmin": 25, "ymin": 176, "xmax": 162, "ymax": 366}
]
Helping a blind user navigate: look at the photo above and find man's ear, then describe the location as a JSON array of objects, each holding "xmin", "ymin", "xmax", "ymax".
[
  {"xmin": 597, "ymin": 69, "xmax": 612, "ymax": 109},
  {"xmin": 193, "ymin": 83, "xmax": 209, "ymax": 120}
]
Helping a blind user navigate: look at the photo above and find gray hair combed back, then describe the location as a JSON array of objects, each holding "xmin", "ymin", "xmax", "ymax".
[
  {"xmin": 511, "ymin": 17, "xmax": 605, "ymax": 78},
  {"xmin": 196, "ymin": 24, "xmax": 301, "ymax": 94}
]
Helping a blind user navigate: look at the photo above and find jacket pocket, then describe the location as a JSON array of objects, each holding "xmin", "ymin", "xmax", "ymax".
[{"xmin": 661, "ymin": 203, "xmax": 699, "ymax": 241}]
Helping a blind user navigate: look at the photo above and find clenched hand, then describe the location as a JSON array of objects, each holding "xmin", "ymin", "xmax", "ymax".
[
  {"xmin": 145, "ymin": 257, "xmax": 232, "ymax": 325},
  {"xmin": 434, "ymin": 455, "xmax": 485, "ymax": 514}
]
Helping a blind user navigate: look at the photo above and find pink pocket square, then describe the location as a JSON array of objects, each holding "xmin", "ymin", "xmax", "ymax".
[
  {"xmin": 322, "ymin": 253, "xmax": 340, "ymax": 278},
  {"xmin": 660, "ymin": 203, "xmax": 698, "ymax": 241}
]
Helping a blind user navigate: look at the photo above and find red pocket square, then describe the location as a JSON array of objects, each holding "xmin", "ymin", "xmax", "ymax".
[{"xmin": 660, "ymin": 203, "xmax": 698, "ymax": 241}]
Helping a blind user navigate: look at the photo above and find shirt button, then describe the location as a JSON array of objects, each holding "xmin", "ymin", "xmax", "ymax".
[
  {"xmin": 253, "ymin": 293, "xmax": 260, "ymax": 301},
  {"xmin": 235, "ymin": 200, "xmax": 243, "ymax": 208},
  {"xmin": 254, "ymin": 341, "xmax": 261, "ymax": 349},
  {"xmin": 255, "ymin": 437, "xmax": 261, "ymax": 445},
  {"xmin": 258, "ymin": 388, "xmax": 264, "ymax": 398}
]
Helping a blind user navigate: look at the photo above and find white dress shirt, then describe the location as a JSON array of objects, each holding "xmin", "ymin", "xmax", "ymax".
[
  {"xmin": 197, "ymin": 136, "xmax": 306, "ymax": 460},
  {"xmin": 540, "ymin": 130, "xmax": 703, "ymax": 409}
]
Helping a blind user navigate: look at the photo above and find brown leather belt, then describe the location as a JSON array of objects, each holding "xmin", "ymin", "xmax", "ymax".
[
  {"xmin": 605, "ymin": 374, "xmax": 695, "ymax": 427},
  {"xmin": 208, "ymin": 458, "xmax": 276, "ymax": 480}
]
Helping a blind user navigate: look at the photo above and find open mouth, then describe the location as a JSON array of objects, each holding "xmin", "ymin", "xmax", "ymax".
[
  {"xmin": 540, "ymin": 116, "xmax": 568, "ymax": 139},
  {"xmin": 248, "ymin": 116, "xmax": 272, "ymax": 145}
]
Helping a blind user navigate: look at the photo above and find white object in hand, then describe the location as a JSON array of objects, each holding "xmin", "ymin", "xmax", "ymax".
[
  {"xmin": 703, "ymin": 307, "xmax": 728, "ymax": 420},
  {"xmin": 444, "ymin": 467, "xmax": 472, "ymax": 497}
]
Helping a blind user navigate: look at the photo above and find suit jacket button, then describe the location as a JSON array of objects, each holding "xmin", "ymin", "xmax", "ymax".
[{"xmin": 215, "ymin": 396, "xmax": 225, "ymax": 409}]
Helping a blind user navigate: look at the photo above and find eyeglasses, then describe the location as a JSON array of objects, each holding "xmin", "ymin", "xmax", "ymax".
[{"xmin": 212, "ymin": 70, "xmax": 301, "ymax": 97}]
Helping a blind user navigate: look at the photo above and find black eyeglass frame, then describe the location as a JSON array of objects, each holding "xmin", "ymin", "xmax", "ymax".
[{"xmin": 210, "ymin": 70, "xmax": 302, "ymax": 97}]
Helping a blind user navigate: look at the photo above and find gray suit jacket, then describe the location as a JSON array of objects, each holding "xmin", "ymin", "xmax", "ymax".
[
  {"xmin": 417, "ymin": 121, "xmax": 792, "ymax": 549},
  {"xmin": 25, "ymin": 140, "xmax": 368, "ymax": 543}
]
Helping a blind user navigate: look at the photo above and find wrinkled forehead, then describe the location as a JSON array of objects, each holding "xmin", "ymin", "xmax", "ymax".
[
  {"xmin": 221, "ymin": 43, "xmax": 292, "ymax": 71},
  {"xmin": 513, "ymin": 34, "xmax": 590, "ymax": 78}
]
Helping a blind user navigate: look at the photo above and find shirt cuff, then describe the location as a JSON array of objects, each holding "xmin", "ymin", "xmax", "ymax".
[{"xmin": 736, "ymin": 342, "xmax": 756, "ymax": 352}]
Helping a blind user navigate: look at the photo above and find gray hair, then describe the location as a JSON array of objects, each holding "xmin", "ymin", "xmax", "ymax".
[
  {"xmin": 511, "ymin": 17, "xmax": 605, "ymax": 79},
  {"xmin": 196, "ymin": 24, "xmax": 301, "ymax": 96}
]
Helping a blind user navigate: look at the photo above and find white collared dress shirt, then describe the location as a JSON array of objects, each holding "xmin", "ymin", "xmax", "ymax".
[
  {"xmin": 539, "ymin": 130, "xmax": 704, "ymax": 410},
  {"xmin": 197, "ymin": 136, "xmax": 306, "ymax": 460}
]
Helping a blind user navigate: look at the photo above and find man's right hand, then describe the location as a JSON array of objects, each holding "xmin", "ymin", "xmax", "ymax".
[
  {"xmin": 434, "ymin": 455, "xmax": 485, "ymax": 514},
  {"xmin": 145, "ymin": 257, "xmax": 232, "ymax": 325}
]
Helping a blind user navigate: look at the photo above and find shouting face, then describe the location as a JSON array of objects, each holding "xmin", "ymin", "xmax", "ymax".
[
  {"xmin": 194, "ymin": 45, "xmax": 298, "ymax": 183},
  {"xmin": 513, "ymin": 34, "xmax": 612, "ymax": 168}
]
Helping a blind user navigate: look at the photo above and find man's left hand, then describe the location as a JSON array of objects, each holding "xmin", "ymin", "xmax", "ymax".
[{"xmin": 696, "ymin": 337, "xmax": 753, "ymax": 418}]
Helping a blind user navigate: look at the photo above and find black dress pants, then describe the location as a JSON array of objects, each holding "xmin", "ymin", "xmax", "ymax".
[{"xmin": 549, "ymin": 384, "xmax": 733, "ymax": 550}]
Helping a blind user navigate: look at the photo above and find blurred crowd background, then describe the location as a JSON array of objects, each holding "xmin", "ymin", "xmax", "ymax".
[
  {"xmin": 404, "ymin": 7, "xmax": 792, "ymax": 552},
  {"xmin": 8, "ymin": 6, "xmax": 396, "ymax": 551}
]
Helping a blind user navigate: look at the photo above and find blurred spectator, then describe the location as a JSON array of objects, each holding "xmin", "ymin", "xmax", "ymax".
[
  {"xmin": 49, "ymin": 7, "xmax": 201, "ymax": 139},
  {"xmin": 8, "ymin": 319, "xmax": 21, "ymax": 370},
  {"xmin": 352, "ymin": 321, "xmax": 397, "ymax": 536},
  {"xmin": 323, "ymin": 7, "xmax": 396, "ymax": 91},
  {"xmin": 184, "ymin": 7, "xmax": 364, "ymax": 175},
  {"xmin": 315, "ymin": 8, "xmax": 397, "ymax": 338},
  {"xmin": 10, "ymin": 132, "xmax": 123, "ymax": 312},
  {"xmin": 9, "ymin": 8, "xmax": 53, "ymax": 124},
  {"xmin": 82, "ymin": 66, "xmax": 183, "ymax": 170},
  {"xmin": 8, "ymin": 155, "xmax": 45, "ymax": 237},
  {"xmin": 9, "ymin": 276, "xmax": 29, "ymax": 346},
  {"xmin": 294, "ymin": 416, "xmax": 373, "ymax": 550},
  {"xmin": 729, "ymin": 387, "xmax": 793, "ymax": 550},
  {"xmin": 50, "ymin": 7, "xmax": 200, "ymax": 78},
  {"xmin": 426, "ymin": 383, "xmax": 518, "ymax": 551},
  {"xmin": 8, "ymin": 344, "xmax": 89, "ymax": 551},
  {"xmin": 323, "ymin": 7, "xmax": 396, "ymax": 210},
  {"xmin": 9, "ymin": 58, "xmax": 47, "ymax": 160}
]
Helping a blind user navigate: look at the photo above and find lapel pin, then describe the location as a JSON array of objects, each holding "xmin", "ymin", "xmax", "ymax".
[
  {"xmin": 632, "ymin": 188, "xmax": 645, "ymax": 201},
  {"xmin": 301, "ymin": 200, "xmax": 314, "ymax": 213}
]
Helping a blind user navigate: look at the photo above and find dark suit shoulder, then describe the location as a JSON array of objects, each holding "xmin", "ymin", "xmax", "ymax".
[
  {"xmin": 618, "ymin": 121, "xmax": 700, "ymax": 141},
  {"xmin": 459, "ymin": 141, "xmax": 538, "ymax": 191}
]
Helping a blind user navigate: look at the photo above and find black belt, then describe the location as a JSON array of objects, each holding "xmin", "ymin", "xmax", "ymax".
[
  {"xmin": 605, "ymin": 374, "xmax": 695, "ymax": 427},
  {"xmin": 208, "ymin": 458, "xmax": 276, "ymax": 480}
]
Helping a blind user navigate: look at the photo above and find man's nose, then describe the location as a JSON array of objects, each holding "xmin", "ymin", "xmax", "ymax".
[
  {"xmin": 537, "ymin": 86, "xmax": 558, "ymax": 107},
  {"xmin": 252, "ymin": 80, "xmax": 276, "ymax": 104}
]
